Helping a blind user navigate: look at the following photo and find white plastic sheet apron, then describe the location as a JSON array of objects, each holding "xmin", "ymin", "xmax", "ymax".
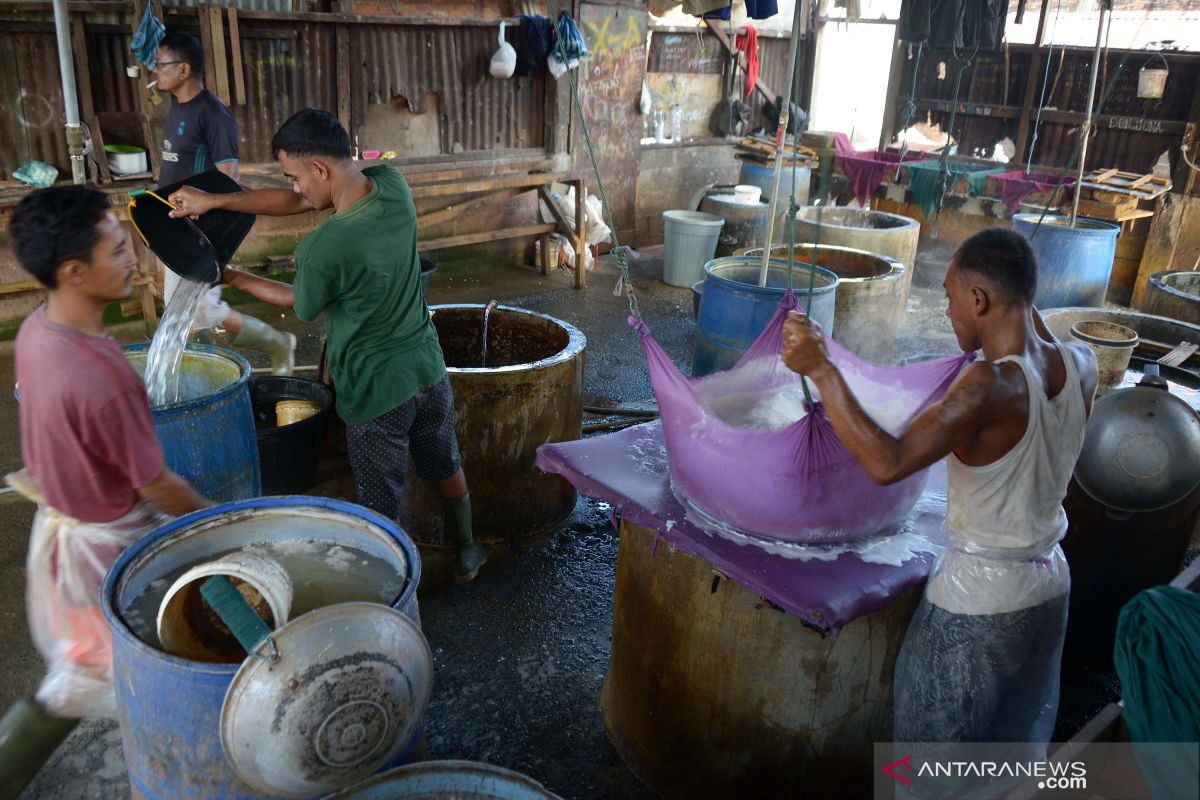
[{"xmin": 10, "ymin": 470, "xmax": 168, "ymax": 718}]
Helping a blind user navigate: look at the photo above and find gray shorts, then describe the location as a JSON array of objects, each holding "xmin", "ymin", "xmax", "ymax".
[{"xmin": 345, "ymin": 375, "xmax": 461, "ymax": 520}]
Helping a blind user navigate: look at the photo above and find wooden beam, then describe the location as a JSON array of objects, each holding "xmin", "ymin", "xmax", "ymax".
[
  {"xmin": 706, "ymin": 22, "xmax": 776, "ymax": 105},
  {"xmin": 569, "ymin": 179, "xmax": 585, "ymax": 290},
  {"xmin": 70, "ymin": 13, "xmax": 95, "ymax": 126},
  {"xmin": 227, "ymin": 3, "xmax": 246, "ymax": 106},
  {"xmin": 1132, "ymin": 194, "xmax": 1198, "ymax": 307},
  {"xmin": 416, "ymin": 187, "xmax": 526, "ymax": 230},
  {"xmin": 207, "ymin": 6, "xmax": 231, "ymax": 105},
  {"xmin": 417, "ymin": 223, "xmax": 556, "ymax": 252},
  {"xmin": 89, "ymin": 114, "xmax": 113, "ymax": 183},
  {"xmin": 336, "ymin": 23, "xmax": 351, "ymax": 133},
  {"xmin": 409, "ymin": 172, "xmax": 567, "ymax": 199},
  {"xmin": 196, "ymin": 5, "xmax": 218, "ymax": 94}
]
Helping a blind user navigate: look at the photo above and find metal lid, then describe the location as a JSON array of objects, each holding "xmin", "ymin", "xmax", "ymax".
[
  {"xmin": 221, "ymin": 602, "xmax": 433, "ymax": 798},
  {"xmin": 1074, "ymin": 385, "xmax": 1200, "ymax": 513}
]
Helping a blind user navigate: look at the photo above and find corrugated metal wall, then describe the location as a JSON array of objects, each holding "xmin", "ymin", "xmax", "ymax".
[
  {"xmin": 902, "ymin": 45, "xmax": 1199, "ymax": 174},
  {"xmin": 0, "ymin": 8, "xmax": 545, "ymax": 176},
  {"xmin": 352, "ymin": 24, "xmax": 545, "ymax": 153}
]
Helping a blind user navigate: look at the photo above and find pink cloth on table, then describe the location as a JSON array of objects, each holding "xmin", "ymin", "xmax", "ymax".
[
  {"xmin": 834, "ymin": 133, "xmax": 905, "ymax": 205},
  {"xmin": 992, "ymin": 171, "xmax": 1075, "ymax": 214}
]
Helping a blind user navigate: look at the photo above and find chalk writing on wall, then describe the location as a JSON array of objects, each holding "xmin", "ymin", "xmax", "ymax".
[
  {"xmin": 576, "ymin": 2, "xmax": 648, "ymax": 236},
  {"xmin": 648, "ymin": 32, "xmax": 724, "ymax": 75}
]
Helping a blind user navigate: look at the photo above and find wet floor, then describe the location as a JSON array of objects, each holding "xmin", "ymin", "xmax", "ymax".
[{"xmin": 0, "ymin": 244, "xmax": 1146, "ymax": 799}]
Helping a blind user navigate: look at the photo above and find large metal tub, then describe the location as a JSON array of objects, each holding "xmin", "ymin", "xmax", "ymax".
[
  {"xmin": 601, "ymin": 519, "xmax": 919, "ymax": 799},
  {"xmin": 1042, "ymin": 307, "xmax": 1200, "ymax": 372},
  {"xmin": 1143, "ymin": 270, "xmax": 1200, "ymax": 325},
  {"xmin": 405, "ymin": 305, "xmax": 586, "ymax": 586},
  {"xmin": 742, "ymin": 243, "xmax": 906, "ymax": 363},
  {"xmin": 791, "ymin": 206, "xmax": 920, "ymax": 308}
]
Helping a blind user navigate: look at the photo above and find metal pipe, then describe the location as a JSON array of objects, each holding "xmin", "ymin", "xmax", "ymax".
[
  {"xmin": 757, "ymin": 0, "xmax": 806, "ymax": 288},
  {"xmin": 52, "ymin": 0, "xmax": 86, "ymax": 184},
  {"xmin": 1071, "ymin": 0, "xmax": 1111, "ymax": 226}
]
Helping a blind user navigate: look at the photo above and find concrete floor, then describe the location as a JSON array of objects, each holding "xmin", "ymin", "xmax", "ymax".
[{"xmin": 0, "ymin": 242, "xmax": 1116, "ymax": 799}]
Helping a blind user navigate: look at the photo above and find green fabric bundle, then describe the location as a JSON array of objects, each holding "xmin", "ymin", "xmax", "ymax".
[
  {"xmin": 904, "ymin": 160, "xmax": 1005, "ymax": 218},
  {"xmin": 1114, "ymin": 585, "xmax": 1200, "ymax": 800}
]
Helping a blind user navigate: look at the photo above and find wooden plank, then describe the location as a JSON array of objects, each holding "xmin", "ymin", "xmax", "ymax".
[
  {"xmin": 1092, "ymin": 167, "xmax": 1120, "ymax": 183},
  {"xmin": 409, "ymin": 172, "xmax": 567, "ymax": 199},
  {"xmin": 571, "ymin": 179, "xmax": 585, "ymax": 290},
  {"xmin": 89, "ymin": 115, "xmax": 113, "ymax": 183},
  {"xmin": 196, "ymin": 5, "xmax": 218, "ymax": 94},
  {"xmin": 1132, "ymin": 195, "xmax": 1198, "ymax": 308},
  {"xmin": 70, "ymin": 13, "xmax": 95, "ymax": 127},
  {"xmin": 227, "ymin": 3, "xmax": 246, "ymax": 106},
  {"xmin": 207, "ymin": 6, "xmax": 230, "ymax": 105},
  {"xmin": 336, "ymin": 23, "xmax": 351, "ymax": 133},
  {"xmin": 416, "ymin": 187, "xmax": 526, "ymax": 230},
  {"xmin": 1128, "ymin": 173, "xmax": 1154, "ymax": 189},
  {"xmin": 417, "ymin": 223, "xmax": 556, "ymax": 252}
]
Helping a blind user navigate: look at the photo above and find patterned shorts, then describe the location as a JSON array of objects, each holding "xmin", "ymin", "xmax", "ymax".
[{"xmin": 345, "ymin": 375, "xmax": 461, "ymax": 520}]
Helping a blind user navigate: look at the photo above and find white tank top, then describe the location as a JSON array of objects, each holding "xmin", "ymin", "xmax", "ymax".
[
  {"xmin": 945, "ymin": 342, "xmax": 1088, "ymax": 553},
  {"xmin": 928, "ymin": 343, "xmax": 1087, "ymax": 615},
  {"xmin": 945, "ymin": 340, "xmax": 1089, "ymax": 554}
]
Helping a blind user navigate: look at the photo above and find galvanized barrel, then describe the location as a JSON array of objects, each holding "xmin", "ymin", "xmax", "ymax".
[
  {"xmin": 1143, "ymin": 270, "xmax": 1200, "ymax": 325},
  {"xmin": 791, "ymin": 206, "xmax": 920, "ymax": 308},
  {"xmin": 742, "ymin": 243, "xmax": 906, "ymax": 363},
  {"xmin": 1012, "ymin": 214, "xmax": 1120, "ymax": 309},
  {"xmin": 124, "ymin": 342, "xmax": 260, "ymax": 502},
  {"xmin": 692, "ymin": 256, "xmax": 838, "ymax": 377},
  {"xmin": 699, "ymin": 192, "xmax": 771, "ymax": 258},
  {"xmin": 101, "ymin": 497, "xmax": 424, "ymax": 799}
]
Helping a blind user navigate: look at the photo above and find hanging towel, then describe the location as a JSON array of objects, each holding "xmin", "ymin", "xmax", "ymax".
[
  {"xmin": 735, "ymin": 25, "xmax": 759, "ymax": 97},
  {"xmin": 129, "ymin": 1, "xmax": 166, "ymax": 70},
  {"xmin": 1114, "ymin": 586, "xmax": 1200, "ymax": 800},
  {"xmin": 553, "ymin": 10, "xmax": 589, "ymax": 63},
  {"xmin": 834, "ymin": 133, "xmax": 907, "ymax": 205},
  {"xmin": 515, "ymin": 15, "xmax": 554, "ymax": 77},
  {"xmin": 991, "ymin": 170, "xmax": 1074, "ymax": 213},
  {"xmin": 904, "ymin": 160, "xmax": 1002, "ymax": 218},
  {"xmin": 746, "ymin": 0, "xmax": 780, "ymax": 18}
]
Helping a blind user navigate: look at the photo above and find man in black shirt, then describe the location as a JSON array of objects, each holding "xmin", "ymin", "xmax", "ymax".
[{"xmin": 153, "ymin": 31, "xmax": 294, "ymax": 374}]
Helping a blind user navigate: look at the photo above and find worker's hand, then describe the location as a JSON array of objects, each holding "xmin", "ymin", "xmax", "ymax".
[
  {"xmin": 167, "ymin": 186, "xmax": 219, "ymax": 220},
  {"xmin": 781, "ymin": 311, "xmax": 832, "ymax": 376}
]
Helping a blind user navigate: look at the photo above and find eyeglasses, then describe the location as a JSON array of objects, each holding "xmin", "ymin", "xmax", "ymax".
[{"xmin": 154, "ymin": 60, "xmax": 186, "ymax": 70}]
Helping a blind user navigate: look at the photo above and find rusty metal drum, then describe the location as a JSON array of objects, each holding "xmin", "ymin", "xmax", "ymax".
[
  {"xmin": 406, "ymin": 305, "xmax": 586, "ymax": 587},
  {"xmin": 601, "ymin": 519, "xmax": 920, "ymax": 799}
]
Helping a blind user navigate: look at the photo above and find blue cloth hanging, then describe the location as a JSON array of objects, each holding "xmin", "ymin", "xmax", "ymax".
[
  {"xmin": 130, "ymin": 2, "xmax": 165, "ymax": 70},
  {"xmin": 552, "ymin": 10, "xmax": 589, "ymax": 64}
]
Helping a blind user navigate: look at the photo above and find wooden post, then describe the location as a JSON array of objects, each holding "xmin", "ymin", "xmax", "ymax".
[
  {"xmin": 572, "ymin": 178, "xmax": 586, "ymax": 290},
  {"xmin": 1014, "ymin": 2, "xmax": 1052, "ymax": 167},
  {"xmin": 336, "ymin": 24, "xmax": 352, "ymax": 135},
  {"xmin": 208, "ymin": 6, "xmax": 231, "ymax": 106},
  {"xmin": 196, "ymin": 6, "xmax": 219, "ymax": 94},
  {"xmin": 227, "ymin": 3, "xmax": 246, "ymax": 106},
  {"xmin": 541, "ymin": 232, "xmax": 552, "ymax": 276},
  {"xmin": 1131, "ymin": 194, "xmax": 1198, "ymax": 308}
]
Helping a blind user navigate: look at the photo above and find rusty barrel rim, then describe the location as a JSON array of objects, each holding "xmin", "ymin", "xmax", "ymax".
[{"xmin": 430, "ymin": 304, "xmax": 586, "ymax": 375}]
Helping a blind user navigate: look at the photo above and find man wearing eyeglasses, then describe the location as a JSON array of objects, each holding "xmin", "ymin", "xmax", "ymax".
[{"xmin": 150, "ymin": 30, "xmax": 295, "ymax": 375}]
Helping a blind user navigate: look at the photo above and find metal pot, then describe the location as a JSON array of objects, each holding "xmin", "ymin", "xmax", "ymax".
[{"xmin": 1073, "ymin": 370, "xmax": 1200, "ymax": 514}]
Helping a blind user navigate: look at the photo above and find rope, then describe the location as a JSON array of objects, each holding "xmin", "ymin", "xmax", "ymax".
[
  {"xmin": 895, "ymin": 41, "xmax": 924, "ymax": 181},
  {"xmin": 1027, "ymin": 0, "xmax": 1064, "ymax": 174},
  {"xmin": 546, "ymin": 0, "xmax": 641, "ymax": 319}
]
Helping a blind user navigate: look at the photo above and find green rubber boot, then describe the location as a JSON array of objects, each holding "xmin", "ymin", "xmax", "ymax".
[
  {"xmin": 443, "ymin": 493, "xmax": 486, "ymax": 583},
  {"xmin": 233, "ymin": 315, "xmax": 296, "ymax": 376},
  {"xmin": 0, "ymin": 698, "xmax": 79, "ymax": 800}
]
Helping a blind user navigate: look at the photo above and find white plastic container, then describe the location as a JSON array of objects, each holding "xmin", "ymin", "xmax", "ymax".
[{"xmin": 662, "ymin": 210, "xmax": 725, "ymax": 287}]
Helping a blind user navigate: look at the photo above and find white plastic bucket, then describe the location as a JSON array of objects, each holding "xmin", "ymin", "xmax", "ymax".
[
  {"xmin": 1137, "ymin": 56, "xmax": 1169, "ymax": 99},
  {"xmin": 157, "ymin": 551, "xmax": 293, "ymax": 662},
  {"xmin": 662, "ymin": 210, "xmax": 725, "ymax": 288}
]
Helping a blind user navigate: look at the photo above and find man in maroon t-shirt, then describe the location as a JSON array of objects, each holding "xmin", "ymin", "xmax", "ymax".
[{"xmin": 0, "ymin": 186, "xmax": 212, "ymax": 794}]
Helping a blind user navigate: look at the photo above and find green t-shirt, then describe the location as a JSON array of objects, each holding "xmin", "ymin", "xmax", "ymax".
[{"xmin": 293, "ymin": 165, "xmax": 445, "ymax": 425}]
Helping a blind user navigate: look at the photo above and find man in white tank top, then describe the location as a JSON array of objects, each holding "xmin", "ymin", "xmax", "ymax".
[{"xmin": 782, "ymin": 228, "xmax": 1098, "ymax": 750}]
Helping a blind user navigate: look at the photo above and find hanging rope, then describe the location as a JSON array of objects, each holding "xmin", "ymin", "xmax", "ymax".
[
  {"xmin": 546, "ymin": 0, "xmax": 642, "ymax": 320},
  {"xmin": 895, "ymin": 41, "xmax": 925, "ymax": 181},
  {"xmin": 1027, "ymin": 0, "xmax": 1064, "ymax": 174}
]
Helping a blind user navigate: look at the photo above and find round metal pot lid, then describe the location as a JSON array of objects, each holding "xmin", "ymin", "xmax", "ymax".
[
  {"xmin": 1074, "ymin": 385, "xmax": 1200, "ymax": 513},
  {"xmin": 221, "ymin": 602, "xmax": 433, "ymax": 798}
]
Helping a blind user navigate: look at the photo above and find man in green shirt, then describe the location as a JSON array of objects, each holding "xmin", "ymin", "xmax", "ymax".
[{"xmin": 168, "ymin": 108, "xmax": 486, "ymax": 581}]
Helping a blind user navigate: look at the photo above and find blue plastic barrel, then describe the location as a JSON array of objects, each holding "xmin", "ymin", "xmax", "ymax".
[
  {"xmin": 123, "ymin": 342, "xmax": 261, "ymax": 501},
  {"xmin": 1011, "ymin": 214, "xmax": 1120, "ymax": 309},
  {"xmin": 101, "ymin": 497, "xmax": 424, "ymax": 800},
  {"xmin": 738, "ymin": 161, "xmax": 811, "ymax": 207},
  {"xmin": 692, "ymin": 256, "xmax": 838, "ymax": 377}
]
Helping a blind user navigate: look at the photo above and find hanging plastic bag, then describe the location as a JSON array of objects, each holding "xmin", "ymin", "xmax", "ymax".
[
  {"xmin": 8, "ymin": 469, "xmax": 169, "ymax": 718},
  {"xmin": 490, "ymin": 21, "xmax": 517, "ymax": 79},
  {"xmin": 640, "ymin": 81, "xmax": 653, "ymax": 116},
  {"xmin": 129, "ymin": 1, "xmax": 166, "ymax": 71}
]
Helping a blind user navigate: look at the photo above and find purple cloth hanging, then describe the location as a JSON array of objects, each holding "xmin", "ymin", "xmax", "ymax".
[
  {"xmin": 628, "ymin": 291, "xmax": 973, "ymax": 544},
  {"xmin": 536, "ymin": 420, "xmax": 950, "ymax": 634},
  {"xmin": 991, "ymin": 170, "xmax": 1076, "ymax": 213},
  {"xmin": 834, "ymin": 132, "xmax": 906, "ymax": 205}
]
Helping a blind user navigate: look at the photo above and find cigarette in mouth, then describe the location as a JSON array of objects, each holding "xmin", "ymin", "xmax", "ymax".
[{"xmin": 146, "ymin": 80, "xmax": 157, "ymax": 90}]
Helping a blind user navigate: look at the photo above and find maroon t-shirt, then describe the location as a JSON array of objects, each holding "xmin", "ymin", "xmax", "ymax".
[{"xmin": 16, "ymin": 308, "xmax": 164, "ymax": 523}]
